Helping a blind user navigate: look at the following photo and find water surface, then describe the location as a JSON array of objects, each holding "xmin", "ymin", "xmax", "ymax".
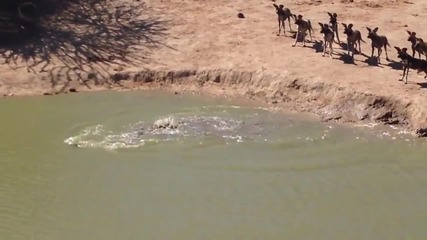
[{"xmin": 1, "ymin": 90, "xmax": 427, "ymax": 240}]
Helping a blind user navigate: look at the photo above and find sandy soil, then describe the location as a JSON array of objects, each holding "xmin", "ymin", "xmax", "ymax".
[{"xmin": 1, "ymin": 0, "xmax": 427, "ymax": 135}]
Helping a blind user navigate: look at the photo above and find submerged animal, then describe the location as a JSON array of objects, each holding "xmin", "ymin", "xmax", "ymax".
[{"xmin": 152, "ymin": 117, "xmax": 180, "ymax": 129}]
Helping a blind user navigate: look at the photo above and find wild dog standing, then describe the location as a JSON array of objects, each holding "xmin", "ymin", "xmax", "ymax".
[
  {"xmin": 394, "ymin": 46, "xmax": 427, "ymax": 84},
  {"xmin": 273, "ymin": 4, "xmax": 293, "ymax": 36},
  {"xmin": 318, "ymin": 22, "xmax": 334, "ymax": 58},
  {"xmin": 366, "ymin": 27, "xmax": 390, "ymax": 64},
  {"xmin": 292, "ymin": 14, "xmax": 313, "ymax": 47},
  {"xmin": 341, "ymin": 23, "xmax": 364, "ymax": 59},
  {"xmin": 406, "ymin": 31, "xmax": 424, "ymax": 58},
  {"xmin": 415, "ymin": 38, "xmax": 427, "ymax": 60},
  {"xmin": 327, "ymin": 12, "xmax": 340, "ymax": 43}
]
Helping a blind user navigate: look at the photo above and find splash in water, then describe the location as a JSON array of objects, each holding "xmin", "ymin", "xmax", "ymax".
[{"xmin": 64, "ymin": 114, "xmax": 271, "ymax": 150}]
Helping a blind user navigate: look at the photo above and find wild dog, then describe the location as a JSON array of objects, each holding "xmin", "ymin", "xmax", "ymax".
[
  {"xmin": 415, "ymin": 38, "xmax": 427, "ymax": 60},
  {"xmin": 341, "ymin": 23, "xmax": 364, "ymax": 59},
  {"xmin": 394, "ymin": 46, "xmax": 427, "ymax": 84},
  {"xmin": 327, "ymin": 12, "xmax": 340, "ymax": 43},
  {"xmin": 407, "ymin": 31, "xmax": 423, "ymax": 58},
  {"xmin": 318, "ymin": 22, "xmax": 334, "ymax": 58},
  {"xmin": 292, "ymin": 14, "xmax": 313, "ymax": 47},
  {"xmin": 406, "ymin": 31, "xmax": 427, "ymax": 59},
  {"xmin": 273, "ymin": 4, "xmax": 293, "ymax": 36},
  {"xmin": 366, "ymin": 27, "xmax": 390, "ymax": 64}
]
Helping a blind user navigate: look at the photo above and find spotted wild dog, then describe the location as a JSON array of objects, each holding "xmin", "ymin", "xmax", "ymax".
[
  {"xmin": 394, "ymin": 46, "xmax": 427, "ymax": 84},
  {"xmin": 318, "ymin": 22, "xmax": 334, "ymax": 58},
  {"xmin": 406, "ymin": 31, "xmax": 427, "ymax": 59},
  {"xmin": 341, "ymin": 23, "xmax": 364, "ymax": 59},
  {"xmin": 415, "ymin": 38, "xmax": 427, "ymax": 60},
  {"xmin": 366, "ymin": 27, "xmax": 390, "ymax": 64},
  {"xmin": 292, "ymin": 14, "xmax": 313, "ymax": 47},
  {"xmin": 327, "ymin": 12, "xmax": 340, "ymax": 44},
  {"xmin": 273, "ymin": 4, "xmax": 293, "ymax": 36}
]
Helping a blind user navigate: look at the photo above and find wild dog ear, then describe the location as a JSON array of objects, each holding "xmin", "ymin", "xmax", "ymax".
[
  {"xmin": 412, "ymin": 32, "xmax": 417, "ymax": 36},
  {"xmin": 366, "ymin": 27, "xmax": 371, "ymax": 32},
  {"xmin": 327, "ymin": 12, "xmax": 333, "ymax": 17},
  {"xmin": 373, "ymin": 27, "xmax": 379, "ymax": 33},
  {"xmin": 406, "ymin": 30, "xmax": 412, "ymax": 35},
  {"xmin": 333, "ymin": 13, "xmax": 337, "ymax": 17},
  {"xmin": 318, "ymin": 22, "xmax": 324, "ymax": 28},
  {"xmin": 348, "ymin": 23, "xmax": 353, "ymax": 28},
  {"xmin": 394, "ymin": 46, "xmax": 401, "ymax": 52},
  {"xmin": 402, "ymin": 48, "xmax": 408, "ymax": 52},
  {"xmin": 341, "ymin": 23, "xmax": 347, "ymax": 28}
]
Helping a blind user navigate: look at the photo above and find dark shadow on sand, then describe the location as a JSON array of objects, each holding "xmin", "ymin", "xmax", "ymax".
[
  {"xmin": 311, "ymin": 40, "xmax": 323, "ymax": 53},
  {"xmin": 0, "ymin": 0, "xmax": 170, "ymax": 91},
  {"xmin": 387, "ymin": 60, "xmax": 404, "ymax": 71},
  {"xmin": 337, "ymin": 53, "xmax": 356, "ymax": 65},
  {"xmin": 339, "ymin": 42, "xmax": 348, "ymax": 51},
  {"xmin": 417, "ymin": 82, "xmax": 427, "ymax": 88},
  {"xmin": 363, "ymin": 56, "xmax": 387, "ymax": 68}
]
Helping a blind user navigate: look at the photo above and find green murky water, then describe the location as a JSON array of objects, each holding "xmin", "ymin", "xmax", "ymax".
[{"xmin": 1, "ymin": 90, "xmax": 427, "ymax": 240}]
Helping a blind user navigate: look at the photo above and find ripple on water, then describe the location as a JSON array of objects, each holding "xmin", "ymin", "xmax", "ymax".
[
  {"xmin": 64, "ymin": 104, "xmax": 424, "ymax": 151},
  {"xmin": 64, "ymin": 113, "xmax": 268, "ymax": 150}
]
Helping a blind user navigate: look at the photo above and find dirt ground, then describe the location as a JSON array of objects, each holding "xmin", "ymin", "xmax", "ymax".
[{"xmin": 1, "ymin": 0, "xmax": 427, "ymax": 134}]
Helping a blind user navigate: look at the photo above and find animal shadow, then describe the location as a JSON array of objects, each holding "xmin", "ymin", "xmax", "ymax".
[
  {"xmin": 311, "ymin": 40, "xmax": 323, "ymax": 53},
  {"xmin": 339, "ymin": 42, "xmax": 348, "ymax": 51},
  {"xmin": 386, "ymin": 60, "xmax": 404, "ymax": 70},
  {"xmin": 337, "ymin": 53, "xmax": 356, "ymax": 65},
  {"xmin": 283, "ymin": 31, "xmax": 296, "ymax": 38},
  {"xmin": 417, "ymin": 82, "xmax": 427, "ymax": 88},
  {"xmin": 363, "ymin": 57, "xmax": 383, "ymax": 67}
]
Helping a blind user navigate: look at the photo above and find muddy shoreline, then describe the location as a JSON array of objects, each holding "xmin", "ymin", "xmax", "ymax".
[
  {"xmin": 132, "ymin": 69, "xmax": 427, "ymax": 137},
  {"xmin": 2, "ymin": 68, "xmax": 426, "ymax": 137}
]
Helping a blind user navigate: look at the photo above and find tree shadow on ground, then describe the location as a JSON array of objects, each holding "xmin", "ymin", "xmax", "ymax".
[{"xmin": 0, "ymin": 0, "xmax": 170, "ymax": 90}]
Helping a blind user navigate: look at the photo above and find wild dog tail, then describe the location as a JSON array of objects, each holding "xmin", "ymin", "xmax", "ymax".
[
  {"xmin": 308, "ymin": 20, "xmax": 313, "ymax": 34},
  {"xmin": 386, "ymin": 38, "xmax": 391, "ymax": 47},
  {"xmin": 358, "ymin": 33, "xmax": 366, "ymax": 43}
]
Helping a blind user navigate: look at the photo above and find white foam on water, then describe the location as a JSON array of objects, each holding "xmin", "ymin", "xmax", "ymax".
[
  {"xmin": 64, "ymin": 106, "xmax": 420, "ymax": 151},
  {"xmin": 354, "ymin": 123, "xmax": 378, "ymax": 128},
  {"xmin": 64, "ymin": 113, "xmax": 258, "ymax": 150}
]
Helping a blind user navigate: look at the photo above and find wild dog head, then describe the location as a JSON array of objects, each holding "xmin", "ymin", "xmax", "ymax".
[
  {"xmin": 407, "ymin": 30, "xmax": 417, "ymax": 44},
  {"xmin": 293, "ymin": 14, "xmax": 303, "ymax": 25},
  {"xmin": 327, "ymin": 12, "xmax": 337, "ymax": 26},
  {"xmin": 394, "ymin": 46, "xmax": 409, "ymax": 59},
  {"xmin": 366, "ymin": 27, "xmax": 379, "ymax": 40},
  {"xmin": 318, "ymin": 22, "xmax": 331, "ymax": 34},
  {"xmin": 341, "ymin": 23, "xmax": 354, "ymax": 36}
]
